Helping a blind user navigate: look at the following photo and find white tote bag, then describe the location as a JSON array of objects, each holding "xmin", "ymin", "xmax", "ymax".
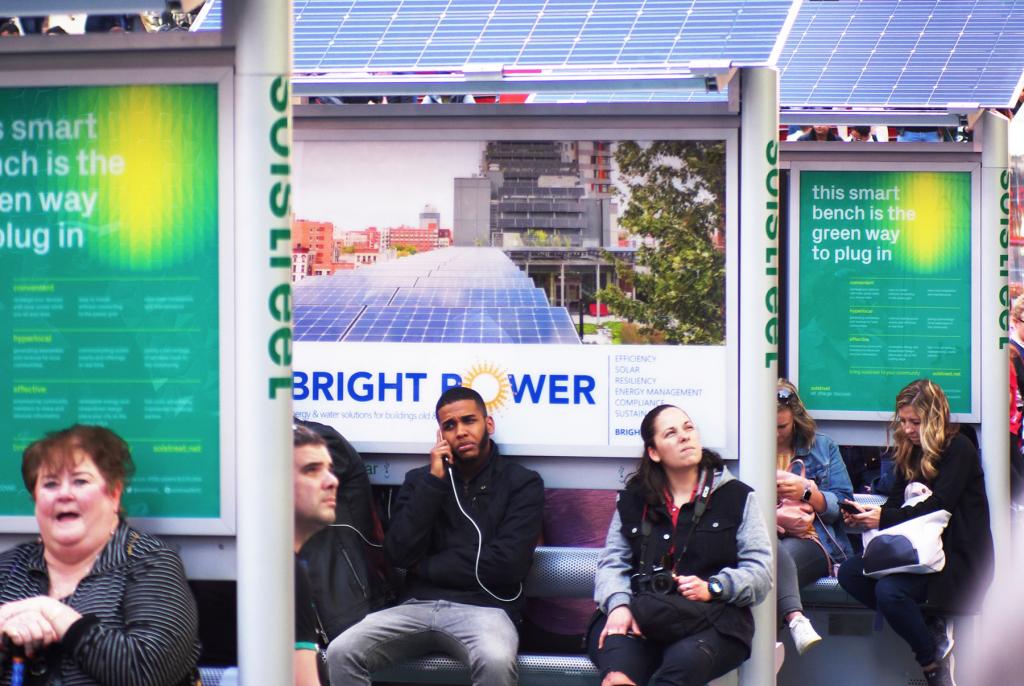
[{"xmin": 861, "ymin": 483, "xmax": 951, "ymax": 579}]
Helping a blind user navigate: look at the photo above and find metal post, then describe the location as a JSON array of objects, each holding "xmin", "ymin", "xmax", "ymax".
[
  {"xmin": 560, "ymin": 262, "xmax": 566, "ymax": 306},
  {"xmin": 979, "ymin": 110, "xmax": 1011, "ymax": 599},
  {"xmin": 225, "ymin": 0, "xmax": 294, "ymax": 684},
  {"xmin": 736, "ymin": 66, "xmax": 779, "ymax": 686},
  {"xmin": 596, "ymin": 262, "xmax": 602, "ymax": 325}
]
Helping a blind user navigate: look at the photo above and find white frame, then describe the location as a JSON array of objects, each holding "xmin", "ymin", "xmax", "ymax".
[
  {"xmin": 293, "ymin": 104, "xmax": 742, "ymax": 460},
  {"xmin": 787, "ymin": 161, "xmax": 981, "ymax": 422},
  {"xmin": 0, "ymin": 67, "xmax": 237, "ymax": 535}
]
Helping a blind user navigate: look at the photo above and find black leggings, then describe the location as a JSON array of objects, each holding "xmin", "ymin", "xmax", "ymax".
[{"xmin": 587, "ymin": 612, "xmax": 748, "ymax": 686}]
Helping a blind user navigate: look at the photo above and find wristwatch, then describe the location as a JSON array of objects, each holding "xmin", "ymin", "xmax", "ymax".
[
  {"xmin": 707, "ymin": 576, "xmax": 724, "ymax": 600},
  {"xmin": 801, "ymin": 482, "xmax": 813, "ymax": 503}
]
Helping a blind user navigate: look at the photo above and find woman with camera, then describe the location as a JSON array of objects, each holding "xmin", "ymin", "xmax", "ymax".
[
  {"xmin": 589, "ymin": 405, "xmax": 772, "ymax": 686},
  {"xmin": 775, "ymin": 379, "xmax": 854, "ymax": 655},
  {"xmin": 838, "ymin": 379, "xmax": 993, "ymax": 686},
  {"xmin": 0, "ymin": 425, "xmax": 201, "ymax": 686}
]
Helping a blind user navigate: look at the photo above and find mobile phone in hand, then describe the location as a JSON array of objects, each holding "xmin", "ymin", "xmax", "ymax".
[{"xmin": 840, "ymin": 501, "xmax": 862, "ymax": 515}]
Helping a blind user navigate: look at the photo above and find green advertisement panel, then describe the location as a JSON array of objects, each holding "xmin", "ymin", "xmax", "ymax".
[
  {"xmin": 0, "ymin": 84, "xmax": 220, "ymax": 517},
  {"xmin": 797, "ymin": 169, "xmax": 972, "ymax": 414}
]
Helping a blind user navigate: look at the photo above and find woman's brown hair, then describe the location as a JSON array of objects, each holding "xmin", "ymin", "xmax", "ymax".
[{"xmin": 22, "ymin": 424, "xmax": 134, "ymax": 496}]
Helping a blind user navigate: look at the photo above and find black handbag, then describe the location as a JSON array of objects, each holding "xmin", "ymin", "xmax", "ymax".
[{"xmin": 630, "ymin": 591, "xmax": 725, "ymax": 643}]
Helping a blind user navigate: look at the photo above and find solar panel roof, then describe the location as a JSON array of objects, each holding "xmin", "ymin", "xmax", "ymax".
[
  {"xmin": 294, "ymin": 304, "xmax": 365, "ymax": 341},
  {"xmin": 391, "ymin": 287, "xmax": 548, "ymax": 307},
  {"xmin": 343, "ymin": 305, "xmax": 580, "ymax": 344},
  {"xmin": 293, "ymin": 285, "xmax": 398, "ymax": 306},
  {"xmin": 778, "ymin": 0, "xmax": 1024, "ymax": 108},
  {"xmin": 293, "ymin": 247, "xmax": 581, "ymax": 343},
  {"xmin": 197, "ymin": 0, "xmax": 1024, "ymax": 109},
  {"xmin": 311, "ymin": 275, "xmax": 420, "ymax": 288},
  {"xmin": 195, "ymin": 0, "xmax": 792, "ymax": 71},
  {"xmin": 530, "ymin": 89, "xmax": 728, "ymax": 104},
  {"xmin": 412, "ymin": 276, "xmax": 534, "ymax": 288}
]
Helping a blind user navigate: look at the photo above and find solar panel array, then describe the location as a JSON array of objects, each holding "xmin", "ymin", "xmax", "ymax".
[
  {"xmin": 196, "ymin": 0, "xmax": 791, "ymax": 71},
  {"xmin": 529, "ymin": 89, "xmax": 728, "ymax": 104},
  {"xmin": 391, "ymin": 287, "xmax": 549, "ymax": 307},
  {"xmin": 198, "ymin": 0, "xmax": 1024, "ymax": 109},
  {"xmin": 293, "ymin": 305, "xmax": 365, "ymax": 342},
  {"xmin": 293, "ymin": 247, "xmax": 581, "ymax": 344},
  {"xmin": 778, "ymin": 0, "xmax": 1024, "ymax": 108},
  {"xmin": 344, "ymin": 305, "xmax": 579, "ymax": 343}
]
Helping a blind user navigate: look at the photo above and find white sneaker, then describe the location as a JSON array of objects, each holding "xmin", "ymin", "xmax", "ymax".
[{"xmin": 788, "ymin": 614, "xmax": 822, "ymax": 655}]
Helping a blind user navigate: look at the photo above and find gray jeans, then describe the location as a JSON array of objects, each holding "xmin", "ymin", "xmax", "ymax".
[
  {"xmin": 776, "ymin": 536, "xmax": 830, "ymax": 619},
  {"xmin": 326, "ymin": 599, "xmax": 519, "ymax": 686}
]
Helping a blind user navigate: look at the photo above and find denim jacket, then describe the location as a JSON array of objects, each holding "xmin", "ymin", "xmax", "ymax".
[{"xmin": 793, "ymin": 433, "xmax": 854, "ymax": 561}]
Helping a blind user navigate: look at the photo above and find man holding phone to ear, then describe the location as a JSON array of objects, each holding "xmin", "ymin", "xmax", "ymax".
[{"xmin": 327, "ymin": 386, "xmax": 545, "ymax": 686}]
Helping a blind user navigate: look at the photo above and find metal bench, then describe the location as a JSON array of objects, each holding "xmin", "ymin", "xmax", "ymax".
[
  {"xmin": 799, "ymin": 492, "xmax": 887, "ymax": 609},
  {"xmin": 374, "ymin": 545, "xmax": 748, "ymax": 686},
  {"xmin": 206, "ymin": 496, "xmax": 893, "ymax": 684},
  {"xmin": 373, "ymin": 546, "xmax": 601, "ymax": 686}
]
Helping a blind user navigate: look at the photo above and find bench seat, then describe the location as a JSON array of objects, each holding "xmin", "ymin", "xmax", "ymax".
[
  {"xmin": 205, "ymin": 494, "xmax": 896, "ymax": 684},
  {"xmin": 374, "ymin": 653, "xmax": 599, "ymax": 686}
]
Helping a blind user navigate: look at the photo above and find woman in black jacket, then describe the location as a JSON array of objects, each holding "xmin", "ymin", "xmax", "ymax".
[
  {"xmin": 589, "ymin": 405, "xmax": 772, "ymax": 686},
  {"xmin": 838, "ymin": 379, "xmax": 993, "ymax": 686}
]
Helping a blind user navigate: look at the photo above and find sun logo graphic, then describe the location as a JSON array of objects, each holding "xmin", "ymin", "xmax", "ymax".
[{"xmin": 462, "ymin": 362, "xmax": 512, "ymax": 415}]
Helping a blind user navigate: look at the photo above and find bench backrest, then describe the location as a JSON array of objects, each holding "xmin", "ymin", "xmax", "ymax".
[{"xmin": 524, "ymin": 546, "xmax": 600, "ymax": 599}]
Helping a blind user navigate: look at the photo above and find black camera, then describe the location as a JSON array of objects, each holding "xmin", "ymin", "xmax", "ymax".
[{"xmin": 630, "ymin": 564, "xmax": 676, "ymax": 595}]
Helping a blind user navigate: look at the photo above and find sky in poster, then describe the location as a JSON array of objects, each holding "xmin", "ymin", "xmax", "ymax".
[{"xmin": 293, "ymin": 141, "xmax": 485, "ymax": 232}]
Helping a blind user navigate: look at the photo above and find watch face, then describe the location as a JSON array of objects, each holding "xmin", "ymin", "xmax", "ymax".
[{"xmin": 709, "ymin": 579, "xmax": 723, "ymax": 597}]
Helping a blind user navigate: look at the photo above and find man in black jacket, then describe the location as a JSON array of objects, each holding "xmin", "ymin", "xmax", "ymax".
[
  {"xmin": 293, "ymin": 425, "xmax": 337, "ymax": 685},
  {"xmin": 327, "ymin": 386, "xmax": 544, "ymax": 686},
  {"xmin": 294, "ymin": 417, "xmax": 386, "ymax": 640}
]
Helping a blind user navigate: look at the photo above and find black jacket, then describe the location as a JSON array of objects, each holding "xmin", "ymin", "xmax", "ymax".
[
  {"xmin": 294, "ymin": 418, "xmax": 393, "ymax": 639},
  {"xmin": 880, "ymin": 433, "xmax": 993, "ymax": 611},
  {"xmin": 384, "ymin": 444, "xmax": 544, "ymax": 619},
  {"xmin": 616, "ymin": 477, "xmax": 756, "ymax": 652}
]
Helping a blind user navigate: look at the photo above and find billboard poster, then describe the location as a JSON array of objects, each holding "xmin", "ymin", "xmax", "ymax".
[
  {"xmin": 0, "ymin": 84, "xmax": 220, "ymax": 517},
  {"xmin": 291, "ymin": 138, "xmax": 729, "ymax": 457},
  {"xmin": 796, "ymin": 169, "xmax": 973, "ymax": 415},
  {"xmin": 294, "ymin": 342, "xmax": 726, "ymax": 454}
]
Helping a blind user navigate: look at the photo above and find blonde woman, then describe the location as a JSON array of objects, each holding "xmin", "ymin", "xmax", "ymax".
[
  {"xmin": 775, "ymin": 380, "xmax": 853, "ymax": 655},
  {"xmin": 838, "ymin": 379, "xmax": 993, "ymax": 686}
]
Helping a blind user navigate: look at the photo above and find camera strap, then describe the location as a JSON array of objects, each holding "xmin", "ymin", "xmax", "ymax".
[{"xmin": 638, "ymin": 468, "xmax": 718, "ymax": 574}]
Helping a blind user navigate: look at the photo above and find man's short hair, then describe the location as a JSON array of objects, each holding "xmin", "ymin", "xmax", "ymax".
[
  {"xmin": 435, "ymin": 386, "xmax": 487, "ymax": 419},
  {"xmin": 293, "ymin": 424, "xmax": 326, "ymax": 448}
]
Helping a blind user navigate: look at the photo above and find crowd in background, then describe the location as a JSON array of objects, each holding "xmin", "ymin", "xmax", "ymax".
[
  {"xmin": 0, "ymin": 11, "xmax": 201, "ymax": 36},
  {"xmin": 787, "ymin": 124, "xmax": 966, "ymax": 143}
]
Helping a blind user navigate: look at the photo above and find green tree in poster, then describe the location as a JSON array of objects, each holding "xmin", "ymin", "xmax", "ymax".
[{"xmin": 599, "ymin": 141, "xmax": 725, "ymax": 344}]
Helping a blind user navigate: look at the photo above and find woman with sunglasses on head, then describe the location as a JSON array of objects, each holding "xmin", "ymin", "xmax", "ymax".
[
  {"xmin": 838, "ymin": 379, "xmax": 992, "ymax": 686},
  {"xmin": 589, "ymin": 405, "xmax": 772, "ymax": 686},
  {"xmin": 774, "ymin": 380, "xmax": 854, "ymax": 656}
]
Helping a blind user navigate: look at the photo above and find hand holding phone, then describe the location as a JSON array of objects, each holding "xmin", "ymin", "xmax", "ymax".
[
  {"xmin": 840, "ymin": 500, "xmax": 863, "ymax": 515},
  {"xmin": 429, "ymin": 429, "xmax": 452, "ymax": 479}
]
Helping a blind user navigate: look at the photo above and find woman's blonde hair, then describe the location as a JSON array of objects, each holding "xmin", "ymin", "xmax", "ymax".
[
  {"xmin": 890, "ymin": 379, "xmax": 952, "ymax": 482},
  {"xmin": 777, "ymin": 379, "xmax": 817, "ymax": 468},
  {"xmin": 1012, "ymin": 295, "xmax": 1024, "ymax": 324}
]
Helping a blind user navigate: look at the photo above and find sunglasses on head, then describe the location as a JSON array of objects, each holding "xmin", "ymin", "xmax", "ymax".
[{"xmin": 777, "ymin": 388, "xmax": 798, "ymax": 405}]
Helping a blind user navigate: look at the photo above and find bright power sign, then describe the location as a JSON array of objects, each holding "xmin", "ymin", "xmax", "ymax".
[{"xmin": 293, "ymin": 342, "xmax": 727, "ymax": 456}]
